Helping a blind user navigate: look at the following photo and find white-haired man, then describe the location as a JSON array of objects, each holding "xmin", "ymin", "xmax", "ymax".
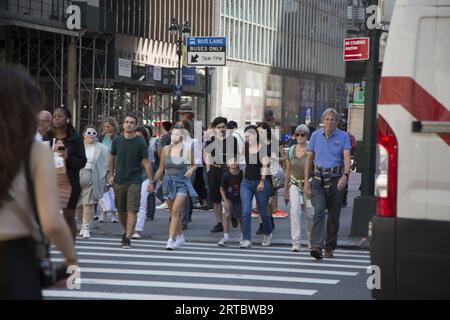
[{"xmin": 304, "ymin": 108, "xmax": 351, "ymax": 260}]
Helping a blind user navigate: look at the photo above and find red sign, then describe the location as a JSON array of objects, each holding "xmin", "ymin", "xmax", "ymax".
[{"xmin": 344, "ymin": 37, "xmax": 370, "ymax": 61}]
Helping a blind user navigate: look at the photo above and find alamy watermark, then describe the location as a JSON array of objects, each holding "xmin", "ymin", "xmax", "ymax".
[
  {"xmin": 366, "ymin": 5, "xmax": 386, "ymax": 30},
  {"xmin": 66, "ymin": 5, "xmax": 81, "ymax": 31},
  {"xmin": 367, "ymin": 265, "xmax": 381, "ymax": 290},
  {"xmin": 66, "ymin": 265, "xmax": 81, "ymax": 290},
  {"xmin": 169, "ymin": 121, "xmax": 282, "ymax": 174}
]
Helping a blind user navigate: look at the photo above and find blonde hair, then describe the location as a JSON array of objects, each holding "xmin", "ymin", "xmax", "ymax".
[{"xmin": 102, "ymin": 117, "xmax": 118, "ymax": 135}]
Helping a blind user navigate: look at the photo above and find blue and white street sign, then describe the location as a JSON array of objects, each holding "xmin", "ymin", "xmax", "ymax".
[
  {"xmin": 174, "ymin": 85, "xmax": 183, "ymax": 97},
  {"xmin": 186, "ymin": 37, "xmax": 227, "ymax": 66},
  {"xmin": 182, "ymin": 67, "xmax": 197, "ymax": 86}
]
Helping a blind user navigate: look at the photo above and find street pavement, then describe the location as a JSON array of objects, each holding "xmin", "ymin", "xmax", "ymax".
[
  {"xmin": 46, "ymin": 236, "xmax": 372, "ymax": 300},
  {"xmin": 45, "ymin": 173, "xmax": 373, "ymax": 300}
]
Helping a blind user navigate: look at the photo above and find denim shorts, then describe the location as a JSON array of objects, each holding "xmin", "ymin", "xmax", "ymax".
[{"xmin": 163, "ymin": 175, "xmax": 189, "ymax": 200}]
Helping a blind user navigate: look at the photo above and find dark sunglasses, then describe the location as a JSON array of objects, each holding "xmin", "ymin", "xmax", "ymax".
[
  {"xmin": 85, "ymin": 130, "xmax": 97, "ymax": 137},
  {"xmin": 295, "ymin": 133, "xmax": 307, "ymax": 137}
]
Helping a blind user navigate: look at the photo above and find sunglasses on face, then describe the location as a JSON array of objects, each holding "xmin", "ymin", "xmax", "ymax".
[
  {"xmin": 85, "ymin": 130, "xmax": 97, "ymax": 137},
  {"xmin": 295, "ymin": 133, "xmax": 307, "ymax": 138}
]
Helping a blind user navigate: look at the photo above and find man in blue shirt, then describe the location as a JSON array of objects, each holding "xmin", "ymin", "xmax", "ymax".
[{"xmin": 304, "ymin": 108, "xmax": 351, "ymax": 260}]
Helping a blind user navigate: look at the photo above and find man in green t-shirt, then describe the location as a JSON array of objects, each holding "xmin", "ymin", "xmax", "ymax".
[{"xmin": 108, "ymin": 114, "xmax": 154, "ymax": 249}]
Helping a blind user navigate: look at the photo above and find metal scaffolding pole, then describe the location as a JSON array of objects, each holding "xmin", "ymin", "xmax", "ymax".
[
  {"xmin": 91, "ymin": 38, "xmax": 96, "ymax": 124},
  {"xmin": 61, "ymin": 34, "xmax": 64, "ymax": 107},
  {"xmin": 77, "ymin": 35, "xmax": 82, "ymax": 131}
]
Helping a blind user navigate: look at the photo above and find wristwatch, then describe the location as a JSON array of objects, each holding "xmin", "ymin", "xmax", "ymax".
[{"xmin": 343, "ymin": 173, "xmax": 350, "ymax": 178}]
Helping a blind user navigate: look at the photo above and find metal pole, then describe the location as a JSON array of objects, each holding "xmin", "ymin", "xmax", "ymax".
[
  {"xmin": 173, "ymin": 33, "xmax": 182, "ymax": 123},
  {"xmin": 91, "ymin": 38, "xmax": 96, "ymax": 125},
  {"xmin": 351, "ymin": 0, "xmax": 381, "ymax": 236},
  {"xmin": 103, "ymin": 39, "xmax": 109, "ymax": 121},
  {"xmin": 37, "ymin": 31, "xmax": 40, "ymax": 87},
  {"xmin": 61, "ymin": 34, "xmax": 64, "ymax": 107},
  {"xmin": 205, "ymin": 67, "xmax": 209, "ymax": 124},
  {"xmin": 77, "ymin": 36, "xmax": 82, "ymax": 131}
]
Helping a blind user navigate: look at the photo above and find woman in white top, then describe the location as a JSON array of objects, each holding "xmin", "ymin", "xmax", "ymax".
[
  {"xmin": 0, "ymin": 64, "xmax": 78, "ymax": 299},
  {"xmin": 76, "ymin": 125, "xmax": 109, "ymax": 239}
]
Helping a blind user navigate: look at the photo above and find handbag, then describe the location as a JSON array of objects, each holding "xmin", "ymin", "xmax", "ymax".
[
  {"xmin": 269, "ymin": 158, "xmax": 285, "ymax": 189},
  {"xmin": 11, "ymin": 145, "xmax": 68, "ymax": 288}
]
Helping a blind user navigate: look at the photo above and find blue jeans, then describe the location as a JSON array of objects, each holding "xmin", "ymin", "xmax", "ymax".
[{"xmin": 240, "ymin": 179, "xmax": 272, "ymax": 241}]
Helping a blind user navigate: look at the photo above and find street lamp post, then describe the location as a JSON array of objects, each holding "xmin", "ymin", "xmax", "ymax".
[
  {"xmin": 350, "ymin": 0, "xmax": 382, "ymax": 236},
  {"xmin": 169, "ymin": 18, "xmax": 191, "ymax": 122}
]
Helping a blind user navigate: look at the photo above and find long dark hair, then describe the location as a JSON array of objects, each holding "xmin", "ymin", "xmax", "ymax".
[
  {"xmin": 136, "ymin": 126, "xmax": 149, "ymax": 145},
  {"xmin": 0, "ymin": 64, "xmax": 42, "ymax": 207}
]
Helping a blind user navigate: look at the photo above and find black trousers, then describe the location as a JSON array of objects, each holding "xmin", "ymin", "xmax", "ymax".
[{"xmin": 0, "ymin": 237, "xmax": 42, "ymax": 300}]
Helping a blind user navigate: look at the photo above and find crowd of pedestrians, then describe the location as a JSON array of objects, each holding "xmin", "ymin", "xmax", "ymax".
[{"xmin": 0, "ymin": 64, "xmax": 354, "ymax": 299}]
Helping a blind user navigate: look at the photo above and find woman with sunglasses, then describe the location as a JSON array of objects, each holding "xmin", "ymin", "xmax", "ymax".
[
  {"xmin": 76, "ymin": 125, "xmax": 109, "ymax": 239},
  {"xmin": 284, "ymin": 125, "xmax": 314, "ymax": 252},
  {"xmin": 43, "ymin": 107, "xmax": 87, "ymax": 242}
]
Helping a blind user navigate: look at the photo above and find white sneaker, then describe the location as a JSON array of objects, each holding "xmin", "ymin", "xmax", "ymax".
[
  {"xmin": 131, "ymin": 232, "xmax": 142, "ymax": 239},
  {"xmin": 111, "ymin": 213, "xmax": 119, "ymax": 223},
  {"xmin": 166, "ymin": 239, "xmax": 176, "ymax": 250},
  {"xmin": 217, "ymin": 237, "xmax": 229, "ymax": 247},
  {"xmin": 174, "ymin": 234, "xmax": 186, "ymax": 248},
  {"xmin": 262, "ymin": 233, "xmax": 273, "ymax": 247},
  {"xmin": 98, "ymin": 212, "xmax": 107, "ymax": 223},
  {"xmin": 82, "ymin": 225, "xmax": 90, "ymax": 239},
  {"xmin": 240, "ymin": 240, "xmax": 252, "ymax": 249},
  {"xmin": 157, "ymin": 202, "xmax": 168, "ymax": 210},
  {"xmin": 291, "ymin": 243, "xmax": 300, "ymax": 252}
]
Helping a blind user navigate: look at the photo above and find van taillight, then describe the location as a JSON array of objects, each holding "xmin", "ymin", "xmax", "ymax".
[{"xmin": 375, "ymin": 115, "xmax": 398, "ymax": 217}]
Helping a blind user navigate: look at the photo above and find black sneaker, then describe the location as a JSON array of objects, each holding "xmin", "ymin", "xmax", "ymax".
[
  {"xmin": 211, "ymin": 223, "xmax": 224, "ymax": 233},
  {"xmin": 256, "ymin": 224, "xmax": 263, "ymax": 235},
  {"xmin": 310, "ymin": 248, "xmax": 323, "ymax": 260},
  {"xmin": 122, "ymin": 237, "xmax": 131, "ymax": 249},
  {"xmin": 147, "ymin": 216, "xmax": 154, "ymax": 221},
  {"xmin": 231, "ymin": 216, "xmax": 238, "ymax": 228},
  {"xmin": 182, "ymin": 224, "xmax": 188, "ymax": 231}
]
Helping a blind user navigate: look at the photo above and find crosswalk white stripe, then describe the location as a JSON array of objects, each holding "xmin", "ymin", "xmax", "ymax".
[
  {"xmin": 79, "ymin": 278, "xmax": 317, "ymax": 296},
  {"xmin": 43, "ymin": 290, "xmax": 230, "ymax": 300},
  {"xmin": 51, "ymin": 258, "xmax": 359, "ymax": 276},
  {"xmin": 80, "ymin": 237, "xmax": 370, "ymax": 255},
  {"xmin": 52, "ymin": 250, "xmax": 369, "ymax": 269},
  {"xmin": 73, "ymin": 244, "xmax": 371, "ymax": 264},
  {"xmin": 76, "ymin": 238, "xmax": 370, "ymax": 259},
  {"xmin": 76, "ymin": 267, "xmax": 340, "ymax": 285}
]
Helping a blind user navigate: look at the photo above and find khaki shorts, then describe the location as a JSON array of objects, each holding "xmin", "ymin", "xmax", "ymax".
[{"xmin": 113, "ymin": 183, "xmax": 141, "ymax": 213}]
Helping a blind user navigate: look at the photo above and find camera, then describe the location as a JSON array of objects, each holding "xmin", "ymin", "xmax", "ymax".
[{"xmin": 40, "ymin": 258, "xmax": 69, "ymax": 288}]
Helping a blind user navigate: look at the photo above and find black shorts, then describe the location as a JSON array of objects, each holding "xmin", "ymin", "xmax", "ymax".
[{"xmin": 207, "ymin": 166, "xmax": 225, "ymax": 204}]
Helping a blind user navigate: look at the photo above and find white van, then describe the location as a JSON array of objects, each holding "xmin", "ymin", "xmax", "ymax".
[{"xmin": 370, "ymin": 0, "xmax": 450, "ymax": 299}]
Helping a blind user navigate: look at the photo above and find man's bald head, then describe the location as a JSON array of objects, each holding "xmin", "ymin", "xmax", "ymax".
[
  {"xmin": 37, "ymin": 110, "xmax": 52, "ymax": 134},
  {"xmin": 38, "ymin": 110, "xmax": 52, "ymax": 121}
]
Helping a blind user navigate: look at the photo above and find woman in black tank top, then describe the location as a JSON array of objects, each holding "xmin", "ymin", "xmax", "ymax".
[{"xmin": 239, "ymin": 126, "xmax": 273, "ymax": 249}]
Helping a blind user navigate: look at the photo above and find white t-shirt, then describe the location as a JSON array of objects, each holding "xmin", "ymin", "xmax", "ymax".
[
  {"xmin": 35, "ymin": 130, "xmax": 43, "ymax": 143},
  {"xmin": 84, "ymin": 143, "xmax": 95, "ymax": 169}
]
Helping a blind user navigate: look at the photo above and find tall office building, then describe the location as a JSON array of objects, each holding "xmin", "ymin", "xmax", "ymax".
[{"xmin": 212, "ymin": 0, "xmax": 347, "ymax": 133}]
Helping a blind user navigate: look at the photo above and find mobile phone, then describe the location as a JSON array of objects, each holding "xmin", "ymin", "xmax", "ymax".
[{"xmin": 58, "ymin": 146, "xmax": 66, "ymax": 151}]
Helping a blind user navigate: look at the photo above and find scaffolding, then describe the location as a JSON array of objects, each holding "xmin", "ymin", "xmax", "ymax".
[{"xmin": 0, "ymin": 24, "xmax": 112, "ymax": 130}]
